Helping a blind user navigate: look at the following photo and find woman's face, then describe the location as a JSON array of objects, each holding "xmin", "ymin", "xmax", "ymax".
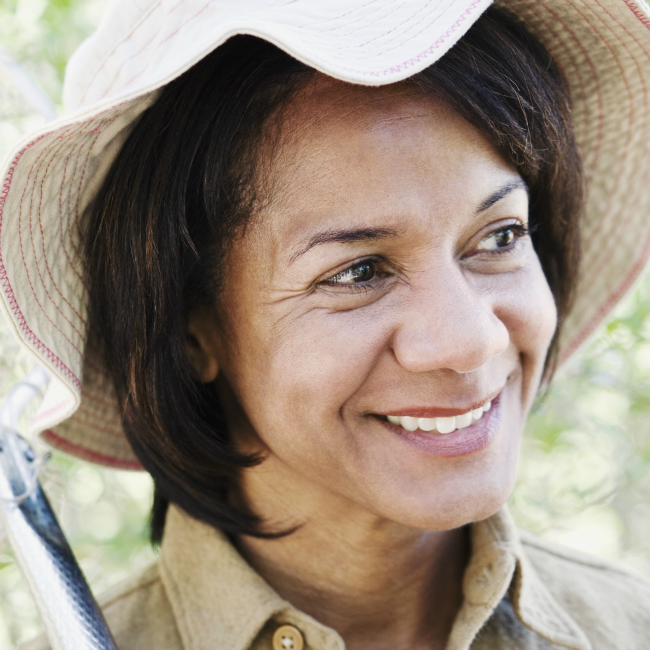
[{"xmin": 190, "ymin": 77, "xmax": 557, "ymax": 531}]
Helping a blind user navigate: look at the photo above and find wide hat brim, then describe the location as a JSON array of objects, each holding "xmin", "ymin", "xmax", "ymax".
[{"xmin": 1, "ymin": 0, "xmax": 650, "ymax": 469}]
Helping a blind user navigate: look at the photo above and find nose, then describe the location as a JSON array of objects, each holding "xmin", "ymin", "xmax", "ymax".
[{"xmin": 391, "ymin": 266, "xmax": 510, "ymax": 374}]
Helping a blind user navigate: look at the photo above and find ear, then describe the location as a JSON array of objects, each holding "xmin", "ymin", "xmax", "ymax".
[{"xmin": 186, "ymin": 308, "xmax": 221, "ymax": 383}]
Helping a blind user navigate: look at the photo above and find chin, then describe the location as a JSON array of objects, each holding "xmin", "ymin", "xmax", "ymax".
[
  {"xmin": 408, "ymin": 495, "xmax": 512, "ymax": 532},
  {"xmin": 373, "ymin": 461, "xmax": 519, "ymax": 532}
]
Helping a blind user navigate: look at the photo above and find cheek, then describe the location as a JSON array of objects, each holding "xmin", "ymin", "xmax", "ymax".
[
  {"xmin": 493, "ymin": 259, "xmax": 557, "ymax": 394},
  {"xmin": 226, "ymin": 305, "xmax": 390, "ymax": 450}
]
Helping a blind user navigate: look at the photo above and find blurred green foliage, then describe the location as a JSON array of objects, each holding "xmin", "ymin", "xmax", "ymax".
[
  {"xmin": 0, "ymin": 0, "xmax": 105, "ymax": 103},
  {"xmin": 1, "ymin": 0, "xmax": 650, "ymax": 648},
  {"xmin": 512, "ymin": 282, "xmax": 650, "ymax": 576}
]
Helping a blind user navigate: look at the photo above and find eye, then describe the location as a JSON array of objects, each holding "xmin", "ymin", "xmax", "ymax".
[
  {"xmin": 326, "ymin": 260, "xmax": 377, "ymax": 285},
  {"xmin": 476, "ymin": 224, "xmax": 528, "ymax": 252}
]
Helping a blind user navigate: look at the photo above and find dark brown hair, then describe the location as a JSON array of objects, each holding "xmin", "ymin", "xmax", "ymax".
[{"xmin": 85, "ymin": 7, "xmax": 582, "ymax": 542}]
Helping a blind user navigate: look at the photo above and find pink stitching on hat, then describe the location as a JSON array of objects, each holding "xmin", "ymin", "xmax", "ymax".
[
  {"xmin": 36, "ymin": 142, "xmax": 87, "ymax": 326},
  {"xmin": 86, "ymin": 0, "xmax": 188, "ymax": 105},
  {"xmin": 518, "ymin": 3, "xmax": 589, "ymax": 171},
  {"xmin": 56, "ymin": 121, "xmax": 94, "ymax": 264},
  {"xmin": 70, "ymin": 110, "xmax": 124, "ymax": 244},
  {"xmin": 41, "ymin": 430, "xmax": 142, "ymax": 469},
  {"xmin": 574, "ymin": 0, "xmax": 633, "ymax": 192},
  {"xmin": 332, "ymin": 0, "xmax": 487, "ymax": 77},
  {"xmin": 98, "ymin": 0, "xmax": 486, "ymax": 103},
  {"xmin": 538, "ymin": 0, "xmax": 603, "ymax": 183},
  {"xmin": 561, "ymin": 223, "xmax": 650, "ymax": 362},
  {"xmin": 79, "ymin": 0, "xmax": 164, "ymax": 106},
  {"xmin": 0, "ymin": 137, "xmax": 82, "ymax": 389},
  {"xmin": 107, "ymin": 0, "xmax": 386, "ymax": 102},
  {"xmin": 37, "ymin": 111, "xmax": 121, "ymax": 340},
  {"xmin": 61, "ymin": 117, "xmax": 112, "ymax": 275},
  {"xmin": 32, "ymin": 398, "xmax": 75, "ymax": 423},
  {"xmin": 21, "ymin": 133, "xmax": 85, "ymax": 344},
  {"xmin": 119, "ymin": 0, "xmax": 443, "ymax": 92},
  {"xmin": 332, "ymin": 0, "xmax": 439, "ymax": 44},
  {"xmin": 298, "ymin": 0, "xmax": 460, "ymax": 57},
  {"xmin": 355, "ymin": 1, "xmax": 460, "ymax": 60},
  {"xmin": 624, "ymin": 1, "xmax": 650, "ymax": 30},
  {"xmin": 18, "ymin": 127, "xmax": 78, "ymax": 317},
  {"xmin": 560, "ymin": 0, "xmax": 650, "ymax": 359},
  {"xmin": 121, "ymin": 1, "xmax": 212, "ymax": 92},
  {"xmin": 575, "ymin": 0, "xmax": 647, "ymax": 272},
  {"xmin": 22, "ymin": 212, "xmax": 83, "ymax": 349},
  {"xmin": 613, "ymin": 2, "xmax": 650, "ymax": 42},
  {"xmin": 59, "ymin": 147, "xmax": 87, "ymax": 287},
  {"xmin": 58, "ymin": 133, "xmax": 97, "ymax": 291},
  {"xmin": 338, "ymin": 0, "xmax": 448, "ymax": 56},
  {"xmin": 71, "ymin": 127, "xmax": 103, "ymax": 259},
  {"xmin": 586, "ymin": 11, "xmax": 650, "ymax": 119},
  {"xmin": 27, "ymin": 114, "xmax": 109, "ymax": 333}
]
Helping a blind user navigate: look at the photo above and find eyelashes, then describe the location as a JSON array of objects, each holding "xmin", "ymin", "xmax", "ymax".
[
  {"xmin": 325, "ymin": 260, "xmax": 377, "ymax": 285},
  {"xmin": 322, "ymin": 257, "xmax": 388, "ymax": 292},
  {"xmin": 320, "ymin": 220, "xmax": 533, "ymax": 292},
  {"xmin": 474, "ymin": 222, "xmax": 533, "ymax": 255}
]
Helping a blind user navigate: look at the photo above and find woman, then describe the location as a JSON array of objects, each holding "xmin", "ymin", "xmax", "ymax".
[{"xmin": 3, "ymin": 1, "xmax": 650, "ymax": 649}]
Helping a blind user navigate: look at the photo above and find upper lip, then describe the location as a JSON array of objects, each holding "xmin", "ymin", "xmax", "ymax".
[{"xmin": 378, "ymin": 388, "xmax": 502, "ymax": 418}]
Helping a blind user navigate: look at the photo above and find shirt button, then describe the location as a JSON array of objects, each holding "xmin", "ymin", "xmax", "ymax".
[{"xmin": 272, "ymin": 624, "xmax": 304, "ymax": 650}]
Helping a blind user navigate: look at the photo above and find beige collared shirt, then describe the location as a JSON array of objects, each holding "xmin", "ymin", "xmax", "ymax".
[{"xmin": 24, "ymin": 504, "xmax": 650, "ymax": 650}]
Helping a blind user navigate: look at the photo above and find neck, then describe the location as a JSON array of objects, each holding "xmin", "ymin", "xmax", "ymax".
[{"xmin": 235, "ymin": 480, "xmax": 470, "ymax": 650}]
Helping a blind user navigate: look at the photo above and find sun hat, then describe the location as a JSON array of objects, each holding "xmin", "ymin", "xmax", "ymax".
[{"xmin": 1, "ymin": 0, "xmax": 649, "ymax": 470}]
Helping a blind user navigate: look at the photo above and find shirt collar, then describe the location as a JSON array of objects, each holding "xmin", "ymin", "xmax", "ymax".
[
  {"xmin": 159, "ymin": 504, "xmax": 591, "ymax": 650},
  {"xmin": 449, "ymin": 506, "xmax": 591, "ymax": 650},
  {"xmin": 159, "ymin": 505, "xmax": 345, "ymax": 650}
]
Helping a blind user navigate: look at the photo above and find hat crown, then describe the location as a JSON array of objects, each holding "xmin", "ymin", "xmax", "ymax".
[{"xmin": 63, "ymin": 0, "xmax": 490, "ymax": 113}]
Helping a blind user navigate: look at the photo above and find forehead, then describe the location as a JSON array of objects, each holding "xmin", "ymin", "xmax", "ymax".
[
  {"xmin": 275, "ymin": 75, "xmax": 496, "ymax": 160},
  {"xmin": 251, "ymin": 75, "xmax": 517, "ymax": 246}
]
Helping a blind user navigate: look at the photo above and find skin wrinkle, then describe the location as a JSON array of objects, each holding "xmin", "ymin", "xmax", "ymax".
[{"xmin": 186, "ymin": 77, "xmax": 557, "ymax": 650}]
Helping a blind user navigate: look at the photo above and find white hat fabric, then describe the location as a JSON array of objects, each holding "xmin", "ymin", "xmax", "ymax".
[{"xmin": 1, "ymin": 0, "xmax": 650, "ymax": 469}]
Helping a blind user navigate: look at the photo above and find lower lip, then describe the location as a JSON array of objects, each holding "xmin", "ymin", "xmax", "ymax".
[{"xmin": 379, "ymin": 395, "xmax": 501, "ymax": 458}]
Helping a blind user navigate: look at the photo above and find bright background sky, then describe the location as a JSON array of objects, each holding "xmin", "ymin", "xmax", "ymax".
[{"xmin": 1, "ymin": 1, "xmax": 650, "ymax": 647}]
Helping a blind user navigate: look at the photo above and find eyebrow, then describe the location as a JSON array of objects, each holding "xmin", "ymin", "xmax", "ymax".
[
  {"xmin": 476, "ymin": 178, "xmax": 528, "ymax": 213},
  {"xmin": 290, "ymin": 227, "xmax": 397, "ymax": 263},
  {"xmin": 289, "ymin": 179, "xmax": 528, "ymax": 264}
]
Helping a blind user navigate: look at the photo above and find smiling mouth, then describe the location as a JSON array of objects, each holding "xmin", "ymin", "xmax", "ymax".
[{"xmin": 381, "ymin": 400, "xmax": 492, "ymax": 435}]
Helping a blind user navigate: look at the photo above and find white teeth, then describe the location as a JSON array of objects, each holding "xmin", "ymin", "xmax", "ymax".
[
  {"xmin": 385, "ymin": 400, "xmax": 493, "ymax": 435},
  {"xmin": 455, "ymin": 412, "xmax": 473, "ymax": 429},
  {"xmin": 400, "ymin": 416, "xmax": 419, "ymax": 432},
  {"xmin": 418, "ymin": 418, "xmax": 437, "ymax": 432},
  {"xmin": 436, "ymin": 416, "xmax": 456, "ymax": 434}
]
